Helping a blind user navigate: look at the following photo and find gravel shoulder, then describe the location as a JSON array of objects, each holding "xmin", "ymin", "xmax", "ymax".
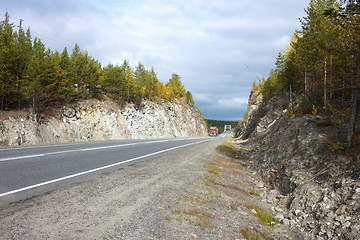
[{"xmin": 0, "ymin": 137, "xmax": 302, "ymax": 239}]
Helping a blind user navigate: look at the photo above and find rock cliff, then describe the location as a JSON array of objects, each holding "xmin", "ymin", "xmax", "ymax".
[
  {"xmin": 233, "ymin": 90, "xmax": 360, "ymax": 240},
  {"xmin": 0, "ymin": 98, "xmax": 207, "ymax": 146}
]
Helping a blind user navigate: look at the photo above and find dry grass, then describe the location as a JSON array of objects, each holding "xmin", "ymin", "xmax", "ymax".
[
  {"xmin": 169, "ymin": 195, "xmax": 214, "ymax": 229},
  {"xmin": 167, "ymin": 140, "xmax": 285, "ymax": 238}
]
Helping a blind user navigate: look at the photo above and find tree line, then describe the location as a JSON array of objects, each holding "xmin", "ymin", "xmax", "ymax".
[
  {"xmin": 0, "ymin": 12, "xmax": 194, "ymax": 113},
  {"xmin": 256, "ymin": 0, "xmax": 360, "ymax": 148}
]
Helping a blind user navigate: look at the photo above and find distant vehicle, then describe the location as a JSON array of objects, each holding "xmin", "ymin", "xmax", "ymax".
[
  {"xmin": 224, "ymin": 125, "xmax": 231, "ymax": 132},
  {"xmin": 209, "ymin": 127, "xmax": 218, "ymax": 136}
]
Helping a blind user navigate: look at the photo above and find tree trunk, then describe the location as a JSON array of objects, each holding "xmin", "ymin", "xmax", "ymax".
[
  {"xmin": 0, "ymin": 96, "xmax": 3, "ymax": 110},
  {"xmin": 324, "ymin": 57, "xmax": 327, "ymax": 107},
  {"xmin": 305, "ymin": 70, "xmax": 307, "ymax": 98},
  {"xmin": 329, "ymin": 55, "xmax": 333, "ymax": 102},
  {"xmin": 290, "ymin": 84, "xmax": 293, "ymax": 112},
  {"xmin": 347, "ymin": 86, "xmax": 359, "ymax": 148}
]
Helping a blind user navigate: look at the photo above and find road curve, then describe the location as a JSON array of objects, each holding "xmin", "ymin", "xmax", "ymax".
[{"xmin": 0, "ymin": 137, "xmax": 212, "ymax": 205}]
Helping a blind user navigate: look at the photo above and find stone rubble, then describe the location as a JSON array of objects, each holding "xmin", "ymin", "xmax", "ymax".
[
  {"xmin": 0, "ymin": 98, "xmax": 207, "ymax": 146},
  {"xmin": 233, "ymin": 90, "xmax": 360, "ymax": 240}
]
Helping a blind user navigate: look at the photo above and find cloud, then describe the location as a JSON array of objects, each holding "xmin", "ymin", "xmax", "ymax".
[{"xmin": 0, "ymin": 0, "xmax": 310, "ymax": 120}]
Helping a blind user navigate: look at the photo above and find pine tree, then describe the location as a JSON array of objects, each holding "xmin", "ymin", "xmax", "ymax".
[
  {"xmin": 102, "ymin": 63, "xmax": 127, "ymax": 105},
  {"xmin": 0, "ymin": 12, "xmax": 17, "ymax": 110},
  {"xmin": 70, "ymin": 44, "xmax": 101, "ymax": 99},
  {"xmin": 121, "ymin": 60, "xmax": 135, "ymax": 102},
  {"xmin": 60, "ymin": 47, "xmax": 74, "ymax": 100},
  {"xmin": 14, "ymin": 26, "xmax": 32, "ymax": 109},
  {"xmin": 24, "ymin": 38, "xmax": 46, "ymax": 113}
]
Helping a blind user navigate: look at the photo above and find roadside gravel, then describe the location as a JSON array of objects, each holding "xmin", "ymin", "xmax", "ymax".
[{"xmin": 0, "ymin": 137, "xmax": 302, "ymax": 239}]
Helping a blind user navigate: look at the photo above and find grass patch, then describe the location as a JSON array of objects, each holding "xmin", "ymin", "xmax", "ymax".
[
  {"xmin": 230, "ymin": 203, "xmax": 237, "ymax": 210},
  {"xmin": 178, "ymin": 194, "xmax": 190, "ymax": 202},
  {"xmin": 203, "ymin": 174, "xmax": 217, "ymax": 189},
  {"xmin": 169, "ymin": 204, "xmax": 213, "ymax": 229},
  {"xmin": 250, "ymin": 189, "xmax": 260, "ymax": 197},
  {"xmin": 216, "ymin": 140, "xmax": 248, "ymax": 161},
  {"xmin": 245, "ymin": 204, "xmax": 279, "ymax": 227},
  {"xmin": 170, "ymin": 191, "xmax": 215, "ymax": 229},
  {"xmin": 207, "ymin": 165, "xmax": 220, "ymax": 175},
  {"xmin": 241, "ymin": 227, "xmax": 265, "ymax": 240},
  {"xmin": 212, "ymin": 155, "xmax": 245, "ymax": 171}
]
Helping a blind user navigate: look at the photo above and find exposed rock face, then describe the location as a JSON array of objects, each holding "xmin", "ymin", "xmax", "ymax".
[
  {"xmin": 233, "ymin": 90, "xmax": 360, "ymax": 240},
  {"xmin": 0, "ymin": 98, "xmax": 207, "ymax": 146}
]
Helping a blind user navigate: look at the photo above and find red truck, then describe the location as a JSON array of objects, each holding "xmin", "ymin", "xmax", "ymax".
[{"xmin": 209, "ymin": 127, "xmax": 218, "ymax": 136}]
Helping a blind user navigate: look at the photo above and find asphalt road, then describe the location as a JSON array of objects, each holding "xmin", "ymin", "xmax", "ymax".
[{"xmin": 0, "ymin": 136, "xmax": 219, "ymax": 205}]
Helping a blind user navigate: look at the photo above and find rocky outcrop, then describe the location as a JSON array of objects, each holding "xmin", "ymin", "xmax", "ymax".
[
  {"xmin": 233, "ymin": 90, "xmax": 360, "ymax": 240},
  {"xmin": 0, "ymin": 98, "xmax": 207, "ymax": 146}
]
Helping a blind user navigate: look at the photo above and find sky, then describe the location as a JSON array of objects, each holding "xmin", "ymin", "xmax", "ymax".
[{"xmin": 1, "ymin": 0, "xmax": 310, "ymax": 121}]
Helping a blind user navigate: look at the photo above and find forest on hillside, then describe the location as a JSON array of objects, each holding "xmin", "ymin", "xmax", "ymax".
[
  {"xmin": 253, "ymin": 0, "xmax": 360, "ymax": 148},
  {"xmin": 0, "ymin": 12, "xmax": 194, "ymax": 114}
]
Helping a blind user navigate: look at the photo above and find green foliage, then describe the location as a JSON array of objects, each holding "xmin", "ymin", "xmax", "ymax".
[
  {"xmin": 167, "ymin": 73, "xmax": 186, "ymax": 98},
  {"xmin": 261, "ymin": 69, "xmax": 280, "ymax": 103},
  {"xmin": 0, "ymin": 12, "xmax": 18, "ymax": 109},
  {"xmin": 101, "ymin": 64, "xmax": 127, "ymax": 101},
  {"xmin": 243, "ymin": 111, "xmax": 248, "ymax": 121},
  {"xmin": 259, "ymin": 0, "xmax": 360, "ymax": 147},
  {"xmin": 206, "ymin": 164, "xmax": 220, "ymax": 175},
  {"xmin": 0, "ymin": 12, "xmax": 196, "ymax": 112},
  {"xmin": 186, "ymin": 90, "xmax": 194, "ymax": 106},
  {"xmin": 327, "ymin": 140, "xmax": 345, "ymax": 153},
  {"xmin": 245, "ymin": 204, "xmax": 279, "ymax": 227},
  {"xmin": 250, "ymin": 189, "xmax": 260, "ymax": 196}
]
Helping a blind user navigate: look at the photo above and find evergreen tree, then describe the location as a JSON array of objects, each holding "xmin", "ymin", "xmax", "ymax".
[
  {"xmin": 0, "ymin": 12, "xmax": 17, "ymax": 110},
  {"xmin": 167, "ymin": 73, "xmax": 186, "ymax": 98},
  {"xmin": 24, "ymin": 38, "xmax": 46, "ymax": 113},
  {"xmin": 60, "ymin": 47, "xmax": 74, "ymax": 100},
  {"xmin": 121, "ymin": 60, "xmax": 136, "ymax": 102},
  {"xmin": 186, "ymin": 90, "xmax": 194, "ymax": 106},
  {"xmin": 102, "ymin": 63, "xmax": 127, "ymax": 104},
  {"xmin": 14, "ymin": 26, "xmax": 32, "ymax": 109},
  {"xmin": 134, "ymin": 61, "xmax": 147, "ymax": 98},
  {"xmin": 70, "ymin": 44, "xmax": 100, "ymax": 99}
]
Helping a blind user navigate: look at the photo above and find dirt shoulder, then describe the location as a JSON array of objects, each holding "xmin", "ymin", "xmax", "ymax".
[{"xmin": 0, "ymin": 138, "xmax": 302, "ymax": 239}]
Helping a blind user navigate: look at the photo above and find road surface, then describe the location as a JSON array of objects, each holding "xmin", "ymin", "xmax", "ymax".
[{"xmin": 0, "ymin": 137, "xmax": 215, "ymax": 205}]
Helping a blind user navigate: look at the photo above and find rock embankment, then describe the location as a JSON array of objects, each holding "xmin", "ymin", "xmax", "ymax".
[
  {"xmin": 233, "ymin": 91, "xmax": 360, "ymax": 240},
  {"xmin": 0, "ymin": 98, "xmax": 207, "ymax": 146}
]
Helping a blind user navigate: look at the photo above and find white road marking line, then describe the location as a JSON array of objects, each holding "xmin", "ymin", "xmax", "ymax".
[
  {"xmin": 0, "ymin": 143, "xmax": 138, "ymax": 162},
  {"xmin": 0, "ymin": 137, "xmax": 207, "ymax": 151},
  {"xmin": 0, "ymin": 142, "xmax": 92, "ymax": 151},
  {"xmin": 80, "ymin": 143, "xmax": 137, "ymax": 151},
  {"xmin": 0, "ymin": 154, "xmax": 45, "ymax": 162},
  {"xmin": 0, "ymin": 138, "xmax": 209, "ymax": 162},
  {"xmin": 0, "ymin": 138, "xmax": 211, "ymax": 198},
  {"xmin": 142, "ymin": 140, "xmax": 169, "ymax": 144}
]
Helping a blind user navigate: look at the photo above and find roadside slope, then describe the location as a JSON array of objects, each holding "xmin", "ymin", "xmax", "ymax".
[
  {"xmin": 233, "ymin": 90, "xmax": 360, "ymax": 239},
  {"xmin": 0, "ymin": 98, "xmax": 207, "ymax": 147}
]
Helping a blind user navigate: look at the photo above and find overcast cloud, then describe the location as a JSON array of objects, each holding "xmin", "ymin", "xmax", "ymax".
[{"xmin": 1, "ymin": 0, "xmax": 310, "ymax": 120}]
